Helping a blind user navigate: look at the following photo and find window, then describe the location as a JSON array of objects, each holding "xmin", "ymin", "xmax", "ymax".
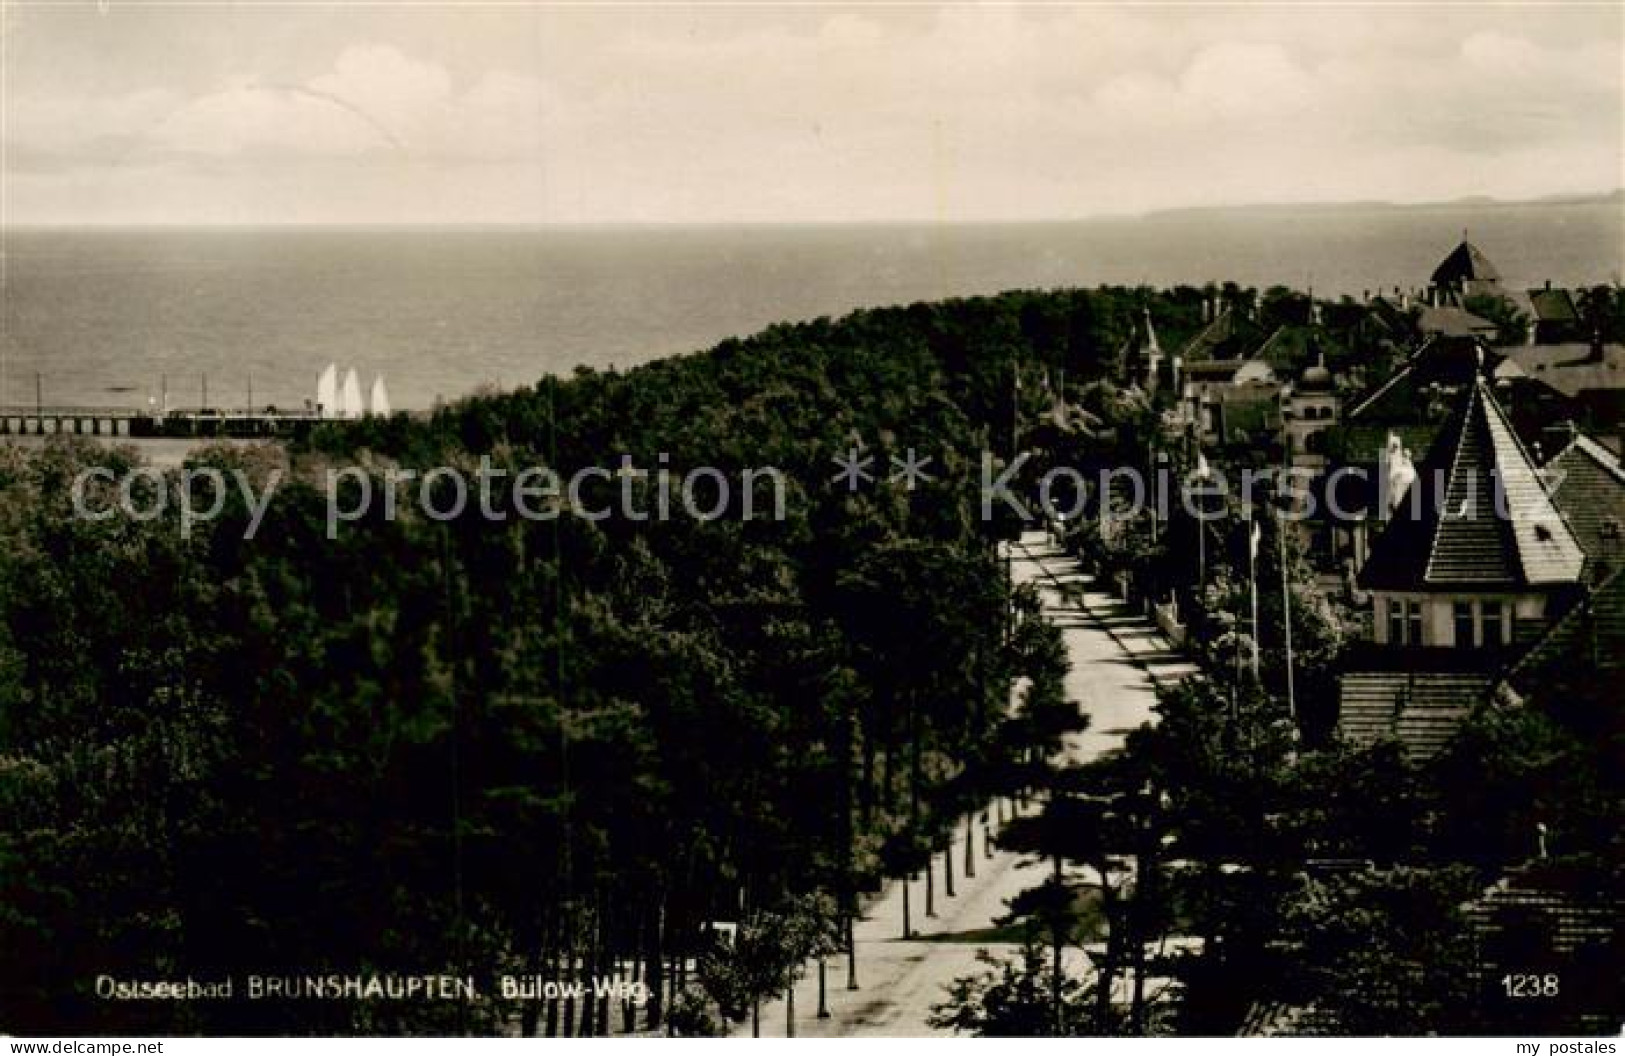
[
  {"xmin": 1384, "ymin": 597, "xmax": 1426, "ymax": 644},
  {"xmin": 1454, "ymin": 602, "xmax": 1475, "ymax": 647},
  {"xmin": 1482, "ymin": 601, "xmax": 1506, "ymax": 647}
]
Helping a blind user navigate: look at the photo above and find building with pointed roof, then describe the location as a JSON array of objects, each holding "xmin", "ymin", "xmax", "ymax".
[
  {"xmin": 1430, "ymin": 238, "xmax": 1504, "ymax": 304},
  {"xmin": 1516, "ymin": 284, "xmax": 1581, "ymax": 344},
  {"xmin": 1118, "ymin": 306, "xmax": 1175, "ymax": 395},
  {"xmin": 1339, "ymin": 376, "xmax": 1587, "ymax": 756},
  {"xmin": 1359, "ymin": 376, "xmax": 1584, "ymax": 602}
]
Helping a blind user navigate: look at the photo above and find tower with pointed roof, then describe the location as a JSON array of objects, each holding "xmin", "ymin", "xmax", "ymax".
[
  {"xmin": 1339, "ymin": 374, "xmax": 1588, "ymax": 757},
  {"xmin": 1358, "ymin": 374, "xmax": 1584, "ymax": 651},
  {"xmin": 1120, "ymin": 307, "xmax": 1169, "ymax": 394},
  {"xmin": 1430, "ymin": 237, "xmax": 1504, "ymax": 306}
]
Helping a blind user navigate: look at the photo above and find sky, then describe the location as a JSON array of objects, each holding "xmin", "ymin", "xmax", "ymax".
[{"xmin": 2, "ymin": 2, "xmax": 1621, "ymax": 224}]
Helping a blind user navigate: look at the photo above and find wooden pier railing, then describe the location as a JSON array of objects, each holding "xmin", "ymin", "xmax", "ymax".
[{"xmin": 0, "ymin": 405, "xmax": 327, "ymax": 439}]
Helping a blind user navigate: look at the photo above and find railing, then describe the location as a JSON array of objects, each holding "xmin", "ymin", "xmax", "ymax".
[{"xmin": 0, "ymin": 405, "xmax": 324, "ymax": 420}]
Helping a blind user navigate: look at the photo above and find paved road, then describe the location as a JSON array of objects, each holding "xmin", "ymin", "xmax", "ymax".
[{"xmin": 733, "ymin": 530, "xmax": 1192, "ymax": 1037}]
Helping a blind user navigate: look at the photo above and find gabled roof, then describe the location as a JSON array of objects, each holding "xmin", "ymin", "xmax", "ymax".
[
  {"xmin": 1250, "ymin": 324, "xmax": 1348, "ymax": 377},
  {"xmin": 1526, "ymin": 287, "xmax": 1578, "ymax": 323},
  {"xmin": 1504, "ymin": 342, "xmax": 1625, "ymax": 398},
  {"xmin": 1417, "ymin": 304, "xmax": 1497, "ymax": 337},
  {"xmin": 1177, "ymin": 306, "xmax": 1269, "ymax": 362},
  {"xmin": 1338, "ymin": 670, "xmax": 1494, "ymax": 758},
  {"xmin": 1542, "ymin": 434, "xmax": 1625, "ymax": 575},
  {"xmin": 1501, "ymin": 567, "xmax": 1625, "ymax": 698},
  {"xmin": 1342, "ymin": 335, "xmax": 1493, "ymax": 422},
  {"xmin": 1359, "ymin": 378, "xmax": 1585, "ymax": 591},
  {"xmin": 1431, "ymin": 240, "xmax": 1502, "ymax": 286}
]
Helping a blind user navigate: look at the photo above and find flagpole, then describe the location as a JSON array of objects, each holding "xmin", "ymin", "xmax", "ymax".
[
  {"xmin": 1248, "ymin": 519, "xmax": 1261, "ymax": 680},
  {"xmin": 1279, "ymin": 511, "xmax": 1297, "ymax": 725},
  {"xmin": 1195, "ymin": 453, "xmax": 1211, "ymax": 594}
]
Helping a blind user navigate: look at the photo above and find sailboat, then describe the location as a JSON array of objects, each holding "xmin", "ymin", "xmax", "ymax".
[
  {"xmin": 340, "ymin": 369, "xmax": 365, "ymax": 420},
  {"xmin": 369, "ymin": 375, "xmax": 391, "ymax": 417},
  {"xmin": 316, "ymin": 363, "xmax": 338, "ymax": 418}
]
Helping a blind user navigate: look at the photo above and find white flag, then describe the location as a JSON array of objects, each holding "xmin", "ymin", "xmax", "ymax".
[{"xmin": 1249, "ymin": 519, "xmax": 1262, "ymax": 562}]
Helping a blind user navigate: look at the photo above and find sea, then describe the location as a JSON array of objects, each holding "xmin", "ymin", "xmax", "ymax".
[{"xmin": 2, "ymin": 199, "xmax": 1620, "ymax": 413}]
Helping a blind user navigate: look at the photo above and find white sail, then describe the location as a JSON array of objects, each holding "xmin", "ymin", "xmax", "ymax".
[
  {"xmin": 340, "ymin": 369, "xmax": 364, "ymax": 420},
  {"xmin": 316, "ymin": 363, "xmax": 338, "ymax": 418},
  {"xmin": 369, "ymin": 375, "xmax": 391, "ymax": 417}
]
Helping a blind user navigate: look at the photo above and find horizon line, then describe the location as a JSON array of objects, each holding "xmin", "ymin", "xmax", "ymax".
[{"xmin": 5, "ymin": 187, "xmax": 1620, "ymax": 231}]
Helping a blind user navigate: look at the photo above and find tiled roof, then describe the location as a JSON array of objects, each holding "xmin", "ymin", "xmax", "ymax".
[
  {"xmin": 1431, "ymin": 240, "xmax": 1502, "ymax": 285},
  {"xmin": 1338, "ymin": 671, "xmax": 1494, "ymax": 758},
  {"xmin": 1345, "ymin": 335, "xmax": 1491, "ymax": 422},
  {"xmin": 1504, "ymin": 342, "xmax": 1625, "ymax": 398},
  {"xmin": 1319, "ymin": 423, "xmax": 1440, "ymax": 469},
  {"xmin": 1542, "ymin": 435, "xmax": 1625, "ymax": 575},
  {"xmin": 1359, "ymin": 379, "xmax": 1586, "ymax": 591},
  {"xmin": 1417, "ymin": 305, "xmax": 1497, "ymax": 337},
  {"xmin": 1250, "ymin": 325, "xmax": 1348, "ymax": 377},
  {"xmin": 1525, "ymin": 287, "xmax": 1578, "ymax": 323},
  {"xmin": 1462, "ymin": 862, "xmax": 1623, "ymax": 1035},
  {"xmin": 1177, "ymin": 307, "xmax": 1269, "ymax": 363},
  {"xmin": 1501, "ymin": 567, "xmax": 1625, "ymax": 698}
]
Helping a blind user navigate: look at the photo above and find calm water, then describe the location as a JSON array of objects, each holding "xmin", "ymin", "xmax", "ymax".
[{"xmin": 2, "ymin": 201, "xmax": 1620, "ymax": 411}]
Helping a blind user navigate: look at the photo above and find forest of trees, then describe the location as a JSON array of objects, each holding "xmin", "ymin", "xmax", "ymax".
[
  {"xmin": 0, "ymin": 286, "xmax": 1192, "ymax": 1035},
  {"xmin": 4, "ymin": 281, "xmax": 1618, "ymax": 1037}
]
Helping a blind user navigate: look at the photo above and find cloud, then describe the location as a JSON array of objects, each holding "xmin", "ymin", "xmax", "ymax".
[{"xmin": 2, "ymin": 5, "xmax": 1619, "ymax": 223}]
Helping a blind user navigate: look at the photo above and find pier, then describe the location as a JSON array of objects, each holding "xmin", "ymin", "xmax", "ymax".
[{"xmin": 0, "ymin": 405, "xmax": 324, "ymax": 440}]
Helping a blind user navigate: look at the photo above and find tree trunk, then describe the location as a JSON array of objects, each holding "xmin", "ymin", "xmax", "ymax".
[
  {"xmin": 964, "ymin": 813, "xmax": 977, "ymax": 878},
  {"xmin": 817, "ymin": 958, "xmax": 830, "ymax": 1019},
  {"xmin": 925, "ymin": 854, "xmax": 936, "ymax": 918},
  {"xmin": 1094, "ymin": 870, "xmax": 1120, "ymax": 1035},
  {"xmin": 560, "ymin": 949, "xmax": 577, "ymax": 1037},
  {"xmin": 577, "ymin": 941, "xmax": 596, "ymax": 1038},
  {"xmin": 901, "ymin": 874, "xmax": 912, "ymax": 939},
  {"xmin": 1051, "ymin": 852, "xmax": 1064, "ymax": 1037},
  {"xmin": 944, "ymin": 841, "xmax": 956, "ymax": 898},
  {"xmin": 1130, "ymin": 845, "xmax": 1156, "ymax": 1036},
  {"xmin": 846, "ymin": 914, "xmax": 859, "ymax": 991},
  {"xmin": 520, "ymin": 936, "xmax": 543, "ymax": 1037},
  {"xmin": 645, "ymin": 898, "xmax": 665, "ymax": 1032},
  {"xmin": 543, "ymin": 934, "xmax": 560, "ymax": 1037},
  {"xmin": 623, "ymin": 951, "xmax": 639, "ymax": 1035},
  {"xmin": 785, "ymin": 979, "xmax": 796, "ymax": 1038},
  {"xmin": 860, "ymin": 728, "xmax": 876, "ymax": 823}
]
